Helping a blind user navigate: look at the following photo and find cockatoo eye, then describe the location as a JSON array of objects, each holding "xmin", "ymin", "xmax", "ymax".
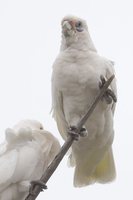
[
  {"xmin": 75, "ymin": 21, "xmax": 84, "ymax": 32},
  {"xmin": 75, "ymin": 21, "xmax": 82, "ymax": 27},
  {"xmin": 40, "ymin": 126, "xmax": 43, "ymax": 130}
]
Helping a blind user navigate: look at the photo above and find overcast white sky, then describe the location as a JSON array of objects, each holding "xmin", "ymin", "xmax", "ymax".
[{"xmin": 0, "ymin": 0, "xmax": 132, "ymax": 199}]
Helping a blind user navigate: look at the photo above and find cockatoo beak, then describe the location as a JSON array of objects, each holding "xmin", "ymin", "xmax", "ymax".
[
  {"xmin": 62, "ymin": 20, "xmax": 76, "ymax": 32},
  {"xmin": 69, "ymin": 20, "xmax": 76, "ymax": 30}
]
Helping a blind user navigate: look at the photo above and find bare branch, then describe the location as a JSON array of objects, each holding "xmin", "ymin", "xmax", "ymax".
[{"xmin": 25, "ymin": 75, "xmax": 115, "ymax": 200}]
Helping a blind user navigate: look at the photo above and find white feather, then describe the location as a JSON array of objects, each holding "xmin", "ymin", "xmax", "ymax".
[
  {"xmin": 0, "ymin": 120, "xmax": 60, "ymax": 199},
  {"xmin": 52, "ymin": 15, "xmax": 117, "ymax": 187}
]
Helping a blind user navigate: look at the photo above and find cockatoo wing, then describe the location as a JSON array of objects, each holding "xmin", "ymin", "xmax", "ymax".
[
  {"xmin": 32, "ymin": 129, "xmax": 60, "ymax": 171},
  {"xmin": 51, "ymin": 79, "xmax": 68, "ymax": 140},
  {"xmin": 43, "ymin": 131, "xmax": 61, "ymax": 160},
  {"xmin": 0, "ymin": 142, "xmax": 42, "ymax": 192},
  {"xmin": 11, "ymin": 144, "xmax": 42, "ymax": 182},
  {"xmin": 0, "ymin": 150, "xmax": 18, "ymax": 192}
]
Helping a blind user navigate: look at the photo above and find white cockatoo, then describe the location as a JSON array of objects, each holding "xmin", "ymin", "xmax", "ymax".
[
  {"xmin": 52, "ymin": 15, "xmax": 117, "ymax": 187},
  {"xmin": 0, "ymin": 120, "xmax": 60, "ymax": 200}
]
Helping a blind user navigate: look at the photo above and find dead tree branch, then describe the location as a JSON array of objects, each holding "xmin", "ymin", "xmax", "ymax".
[{"xmin": 25, "ymin": 74, "xmax": 115, "ymax": 200}]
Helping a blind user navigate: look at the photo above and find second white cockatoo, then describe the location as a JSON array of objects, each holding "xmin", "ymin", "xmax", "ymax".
[
  {"xmin": 0, "ymin": 120, "xmax": 60, "ymax": 200},
  {"xmin": 52, "ymin": 15, "xmax": 117, "ymax": 187}
]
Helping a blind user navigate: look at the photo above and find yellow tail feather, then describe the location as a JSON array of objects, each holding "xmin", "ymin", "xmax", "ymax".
[{"xmin": 74, "ymin": 147, "xmax": 116, "ymax": 187}]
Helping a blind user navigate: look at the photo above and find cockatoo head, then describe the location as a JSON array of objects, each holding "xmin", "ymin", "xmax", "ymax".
[
  {"xmin": 5, "ymin": 120, "xmax": 44, "ymax": 145},
  {"xmin": 13, "ymin": 119, "xmax": 44, "ymax": 132},
  {"xmin": 62, "ymin": 15, "xmax": 88, "ymax": 37},
  {"xmin": 61, "ymin": 15, "xmax": 96, "ymax": 51}
]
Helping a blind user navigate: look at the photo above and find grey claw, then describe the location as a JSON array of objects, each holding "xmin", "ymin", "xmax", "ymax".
[
  {"xmin": 80, "ymin": 127, "xmax": 88, "ymax": 137},
  {"xmin": 68, "ymin": 126, "xmax": 88, "ymax": 140},
  {"xmin": 104, "ymin": 95, "xmax": 112, "ymax": 104},
  {"xmin": 99, "ymin": 75, "xmax": 106, "ymax": 88},
  {"xmin": 29, "ymin": 180, "xmax": 47, "ymax": 195},
  {"xmin": 99, "ymin": 75, "xmax": 117, "ymax": 104},
  {"xmin": 68, "ymin": 126, "xmax": 79, "ymax": 141},
  {"xmin": 106, "ymin": 89, "xmax": 117, "ymax": 102}
]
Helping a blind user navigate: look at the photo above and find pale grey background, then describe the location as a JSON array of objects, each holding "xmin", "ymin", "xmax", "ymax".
[{"xmin": 0, "ymin": 0, "xmax": 132, "ymax": 199}]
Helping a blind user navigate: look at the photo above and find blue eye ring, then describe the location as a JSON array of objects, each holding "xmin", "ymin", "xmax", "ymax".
[
  {"xmin": 75, "ymin": 21, "xmax": 84, "ymax": 32},
  {"xmin": 75, "ymin": 21, "xmax": 82, "ymax": 28}
]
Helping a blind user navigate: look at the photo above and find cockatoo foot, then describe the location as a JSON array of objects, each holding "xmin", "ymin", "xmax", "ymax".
[
  {"xmin": 99, "ymin": 75, "xmax": 117, "ymax": 104},
  {"xmin": 29, "ymin": 180, "xmax": 47, "ymax": 195},
  {"xmin": 79, "ymin": 127, "xmax": 88, "ymax": 137},
  {"xmin": 68, "ymin": 126, "xmax": 88, "ymax": 140},
  {"xmin": 68, "ymin": 126, "xmax": 79, "ymax": 141}
]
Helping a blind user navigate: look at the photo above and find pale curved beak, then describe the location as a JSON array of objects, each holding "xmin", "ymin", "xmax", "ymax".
[
  {"xmin": 62, "ymin": 20, "xmax": 76, "ymax": 31},
  {"xmin": 69, "ymin": 20, "xmax": 76, "ymax": 30}
]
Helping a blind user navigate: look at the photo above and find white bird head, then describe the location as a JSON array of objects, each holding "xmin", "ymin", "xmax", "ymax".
[
  {"xmin": 60, "ymin": 15, "xmax": 97, "ymax": 52},
  {"xmin": 5, "ymin": 120, "xmax": 44, "ymax": 145},
  {"xmin": 13, "ymin": 119, "xmax": 44, "ymax": 132},
  {"xmin": 5, "ymin": 120, "xmax": 60, "ymax": 155},
  {"xmin": 62, "ymin": 15, "xmax": 88, "ymax": 36}
]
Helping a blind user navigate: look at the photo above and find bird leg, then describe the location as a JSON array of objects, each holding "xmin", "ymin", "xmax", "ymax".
[
  {"xmin": 99, "ymin": 75, "xmax": 117, "ymax": 104},
  {"xmin": 68, "ymin": 126, "xmax": 88, "ymax": 140},
  {"xmin": 29, "ymin": 180, "xmax": 47, "ymax": 196}
]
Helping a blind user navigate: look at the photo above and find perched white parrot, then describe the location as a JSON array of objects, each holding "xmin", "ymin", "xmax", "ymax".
[
  {"xmin": 0, "ymin": 120, "xmax": 60, "ymax": 200},
  {"xmin": 52, "ymin": 15, "xmax": 117, "ymax": 187}
]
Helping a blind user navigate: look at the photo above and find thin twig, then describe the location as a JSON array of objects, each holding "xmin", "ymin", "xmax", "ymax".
[{"xmin": 25, "ymin": 74, "xmax": 115, "ymax": 200}]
